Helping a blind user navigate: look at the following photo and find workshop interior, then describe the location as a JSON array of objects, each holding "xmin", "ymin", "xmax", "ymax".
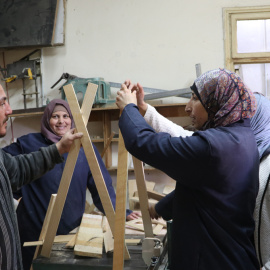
[{"xmin": 0, "ymin": 0, "xmax": 270, "ymax": 269}]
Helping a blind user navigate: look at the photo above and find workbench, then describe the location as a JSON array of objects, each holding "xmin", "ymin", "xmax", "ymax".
[{"xmin": 32, "ymin": 234, "xmax": 167, "ymax": 270}]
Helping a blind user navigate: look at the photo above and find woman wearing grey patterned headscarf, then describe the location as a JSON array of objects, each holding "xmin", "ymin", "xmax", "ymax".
[
  {"xmin": 135, "ymin": 70, "xmax": 270, "ymax": 270},
  {"xmin": 116, "ymin": 68, "xmax": 260, "ymax": 269}
]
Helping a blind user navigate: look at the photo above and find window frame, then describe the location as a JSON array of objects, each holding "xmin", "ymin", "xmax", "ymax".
[{"xmin": 223, "ymin": 6, "xmax": 270, "ymax": 71}]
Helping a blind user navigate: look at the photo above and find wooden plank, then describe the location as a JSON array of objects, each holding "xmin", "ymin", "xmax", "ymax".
[
  {"xmin": 128, "ymin": 179, "xmax": 138, "ymax": 210},
  {"xmin": 103, "ymin": 217, "xmax": 114, "ymax": 253},
  {"xmin": 153, "ymin": 224, "xmax": 164, "ymax": 235},
  {"xmin": 25, "ymin": 235, "xmax": 74, "ymax": 247},
  {"xmin": 64, "ymin": 84, "xmax": 130, "ymax": 259},
  {"xmin": 25, "ymin": 234, "xmax": 75, "ymax": 247},
  {"xmin": 129, "ymin": 197, "xmax": 158, "ymax": 205},
  {"xmin": 25, "ymin": 241, "xmax": 43, "ymax": 247},
  {"xmin": 126, "ymin": 218, "xmax": 143, "ymax": 225},
  {"xmin": 40, "ymin": 140, "xmax": 81, "ymax": 257},
  {"xmin": 33, "ymin": 194, "xmax": 56, "ymax": 259},
  {"xmin": 113, "ymin": 131, "xmax": 129, "ymax": 270},
  {"xmin": 147, "ymin": 190, "xmax": 165, "ymax": 201},
  {"xmin": 81, "ymin": 83, "xmax": 98, "ymax": 122},
  {"xmin": 125, "ymin": 239, "xmax": 141, "ymax": 245},
  {"xmin": 125, "ymin": 223, "xmax": 145, "ymax": 232},
  {"xmin": 74, "ymin": 214, "xmax": 104, "ymax": 258},
  {"xmin": 101, "ymin": 131, "xmax": 115, "ymax": 158},
  {"xmin": 65, "ymin": 232, "xmax": 78, "ymax": 248},
  {"xmin": 132, "ymin": 156, "xmax": 154, "ymax": 238},
  {"xmin": 54, "ymin": 234, "xmax": 74, "ymax": 243},
  {"xmin": 103, "ymin": 111, "xmax": 113, "ymax": 167},
  {"xmin": 152, "ymin": 219, "xmax": 167, "ymax": 228},
  {"xmin": 163, "ymin": 185, "xmax": 175, "ymax": 195}
]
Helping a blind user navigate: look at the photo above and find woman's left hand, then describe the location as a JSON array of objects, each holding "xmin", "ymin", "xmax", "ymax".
[
  {"xmin": 126, "ymin": 211, "xmax": 141, "ymax": 221},
  {"xmin": 116, "ymin": 84, "xmax": 137, "ymax": 111}
]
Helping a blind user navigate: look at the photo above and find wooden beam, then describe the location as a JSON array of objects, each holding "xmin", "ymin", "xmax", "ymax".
[
  {"xmin": 147, "ymin": 190, "xmax": 165, "ymax": 201},
  {"xmin": 103, "ymin": 217, "xmax": 114, "ymax": 253},
  {"xmin": 113, "ymin": 131, "xmax": 130, "ymax": 270},
  {"xmin": 65, "ymin": 232, "xmax": 78, "ymax": 248},
  {"xmin": 25, "ymin": 235, "xmax": 74, "ymax": 247},
  {"xmin": 32, "ymin": 194, "xmax": 56, "ymax": 259},
  {"xmin": 101, "ymin": 131, "xmax": 115, "ymax": 158},
  {"xmin": 40, "ymin": 139, "xmax": 81, "ymax": 257},
  {"xmin": 132, "ymin": 156, "xmax": 154, "ymax": 238},
  {"xmin": 153, "ymin": 224, "xmax": 164, "ymax": 235}
]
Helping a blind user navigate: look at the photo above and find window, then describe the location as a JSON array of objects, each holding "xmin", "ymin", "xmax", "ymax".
[{"xmin": 223, "ymin": 6, "xmax": 270, "ymax": 97}]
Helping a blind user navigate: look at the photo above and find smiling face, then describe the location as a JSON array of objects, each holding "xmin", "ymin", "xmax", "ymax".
[
  {"xmin": 185, "ymin": 92, "xmax": 208, "ymax": 130},
  {"xmin": 0, "ymin": 85, "xmax": 12, "ymax": 138},
  {"xmin": 49, "ymin": 110, "xmax": 72, "ymax": 137}
]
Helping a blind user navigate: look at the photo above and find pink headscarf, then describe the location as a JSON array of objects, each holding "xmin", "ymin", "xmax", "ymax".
[{"xmin": 41, "ymin": 99, "xmax": 75, "ymax": 143}]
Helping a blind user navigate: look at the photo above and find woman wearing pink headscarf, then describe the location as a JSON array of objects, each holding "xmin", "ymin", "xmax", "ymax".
[{"xmin": 3, "ymin": 99, "xmax": 137, "ymax": 270}]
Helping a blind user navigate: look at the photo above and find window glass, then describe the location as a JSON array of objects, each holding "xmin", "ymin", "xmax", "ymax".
[
  {"xmin": 235, "ymin": 63, "xmax": 270, "ymax": 97},
  {"xmin": 237, "ymin": 19, "xmax": 270, "ymax": 53}
]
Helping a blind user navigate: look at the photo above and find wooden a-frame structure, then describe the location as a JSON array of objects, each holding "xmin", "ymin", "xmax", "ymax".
[{"xmin": 29, "ymin": 82, "xmax": 154, "ymax": 269}]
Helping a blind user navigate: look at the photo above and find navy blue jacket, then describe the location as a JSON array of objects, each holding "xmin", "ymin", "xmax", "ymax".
[{"xmin": 119, "ymin": 104, "xmax": 260, "ymax": 270}]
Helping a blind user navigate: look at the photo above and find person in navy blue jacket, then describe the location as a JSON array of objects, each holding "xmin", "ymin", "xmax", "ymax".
[
  {"xmin": 3, "ymin": 99, "xmax": 138, "ymax": 270},
  {"xmin": 116, "ymin": 69, "xmax": 260, "ymax": 270}
]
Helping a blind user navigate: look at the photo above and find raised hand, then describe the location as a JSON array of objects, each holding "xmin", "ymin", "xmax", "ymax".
[{"xmin": 56, "ymin": 128, "xmax": 83, "ymax": 155}]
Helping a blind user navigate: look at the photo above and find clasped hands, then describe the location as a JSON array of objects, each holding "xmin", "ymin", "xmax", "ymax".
[
  {"xmin": 116, "ymin": 80, "xmax": 148, "ymax": 115},
  {"xmin": 116, "ymin": 80, "xmax": 138, "ymax": 111}
]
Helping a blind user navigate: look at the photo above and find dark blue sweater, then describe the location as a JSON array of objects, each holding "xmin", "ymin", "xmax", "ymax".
[{"xmin": 119, "ymin": 104, "xmax": 260, "ymax": 270}]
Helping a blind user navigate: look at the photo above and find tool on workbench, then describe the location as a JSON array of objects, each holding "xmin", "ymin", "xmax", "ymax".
[
  {"xmin": 52, "ymin": 63, "xmax": 201, "ymax": 105},
  {"xmin": 0, "ymin": 49, "xmax": 41, "ymax": 109},
  {"xmin": 51, "ymin": 73, "xmax": 115, "ymax": 106}
]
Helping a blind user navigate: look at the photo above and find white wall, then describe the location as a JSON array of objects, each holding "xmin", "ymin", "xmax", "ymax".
[{"xmin": 1, "ymin": 0, "xmax": 270, "ymax": 193}]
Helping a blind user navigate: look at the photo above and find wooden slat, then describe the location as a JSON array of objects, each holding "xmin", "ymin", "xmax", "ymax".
[
  {"xmin": 125, "ymin": 223, "xmax": 144, "ymax": 232},
  {"xmin": 24, "ymin": 235, "xmax": 75, "ymax": 247},
  {"xmin": 103, "ymin": 111, "xmax": 113, "ymax": 167},
  {"xmin": 32, "ymin": 194, "xmax": 56, "ymax": 259},
  {"xmin": 64, "ymin": 84, "xmax": 130, "ymax": 259},
  {"xmin": 129, "ymin": 197, "xmax": 158, "ymax": 205},
  {"xmin": 65, "ymin": 232, "xmax": 78, "ymax": 248},
  {"xmin": 147, "ymin": 190, "xmax": 165, "ymax": 201},
  {"xmin": 101, "ymin": 131, "xmax": 115, "ymax": 158},
  {"xmin": 163, "ymin": 185, "xmax": 175, "ymax": 195},
  {"xmin": 153, "ymin": 224, "xmax": 164, "ymax": 235},
  {"xmin": 103, "ymin": 217, "xmax": 114, "ymax": 253},
  {"xmin": 81, "ymin": 83, "xmax": 98, "ymax": 122},
  {"xmin": 125, "ymin": 239, "xmax": 141, "ymax": 245},
  {"xmin": 74, "ymin": 214, "xmax": 104, "ymax": 258},
  {"xmin": 132, "ymin": 156, "xmax": 154, "ymax": 238},
  {"xmin": 113, "ymin": 131, "xmax": 129, "ymax": 270},
  {"xmin": 40, "ymin": 140, "xmax": 81, "ymax": 257}
]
